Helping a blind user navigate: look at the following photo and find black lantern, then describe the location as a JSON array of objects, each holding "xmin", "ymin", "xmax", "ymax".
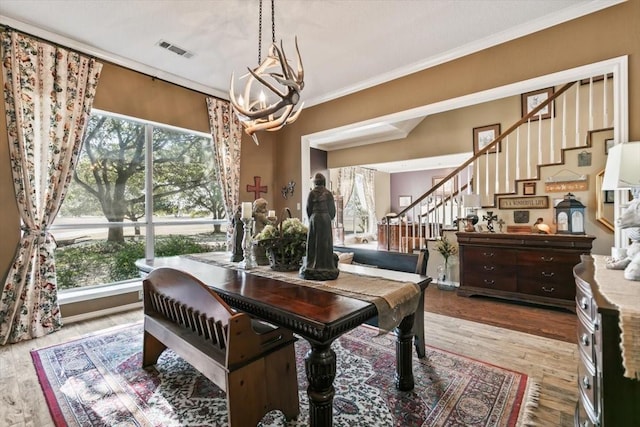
[{"xmin": 554, "ymin": 193, "xmax": 586, "ymax": 234}]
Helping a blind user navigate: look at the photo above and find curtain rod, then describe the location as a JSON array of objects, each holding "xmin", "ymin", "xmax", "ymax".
[{"xmin": 0, "ymin": 24, "xmax": 225, "ymax": 101}]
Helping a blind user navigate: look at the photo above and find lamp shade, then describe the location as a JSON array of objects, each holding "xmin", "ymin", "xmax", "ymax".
[
  {"xmin": 462, "ymin": 194, "xmax": 481, "ymax": 208},
  {"xmin": 602, "ymin": 141, "xmax": 640, "ymax": 190}
]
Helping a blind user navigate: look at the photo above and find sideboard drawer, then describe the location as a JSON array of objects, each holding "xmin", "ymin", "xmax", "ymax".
[
  {"xmin": 518, "ymin": 250, "xmax": 580, "ymax": 266},
  {"xmin": 577, "ymin": 357, "xmax": 597, "ymax": 415},
  {"xmin": 464, "ymin": 247, "xmax": 516, "ymax": 266},
  {"xmin": 463, "ymin": 274, "xmax": 518, "ymax": 292},
  {"xmin": 517, "ymin": 277, "xmax": 574, "ymax": 300}
]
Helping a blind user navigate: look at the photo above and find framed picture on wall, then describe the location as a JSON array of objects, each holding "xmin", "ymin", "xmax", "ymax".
[
  {"xmin": 398, "ymin": 195, "xmax": 412, "ymax": 207},
  {"xmin": 473, "ymin": 123, "xmax": 501, "ymax": 155},
  {"xmin": 521, "ymin": 87, "xmax": 554, "ymax": 120},
  {"xmin": 523, "ymin": 182, "xmax": 536, "ymax": 195}
]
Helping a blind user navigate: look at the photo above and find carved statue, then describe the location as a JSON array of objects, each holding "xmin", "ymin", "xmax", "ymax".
[
  {"xmin": 252, "ymin": 198, "xmax": 270, "ymax": 265},
  {"xmin": 299, "ymin": 173, "xmax": 339, "ymax": 280},
  {"xmin": 230, "ymin": 205, "xmax": 245, "ymax": 262},
  {"xmin": 606, "ymin": 197, "xmax": 640, "ymax": 281}
]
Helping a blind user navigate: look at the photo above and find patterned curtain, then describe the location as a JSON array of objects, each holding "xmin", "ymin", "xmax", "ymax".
[
  {"xmin": 337, "ymin": 167, "xmax": 356, "ymax": 211},
  {"xmin": 360, "ymin": 167, "xmax": 377, "ymax": 234},
  {"xmin": 0, "ymin": 31, "xmax": 102, "ymax": 344},
  {"xmin": 205, "ymin": 98, "xmax": 243, "ymax": 247}
]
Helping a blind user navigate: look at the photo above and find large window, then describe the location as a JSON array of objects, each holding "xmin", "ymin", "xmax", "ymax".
[{"xmin": 52, "ymin": 111, "xmax": 226, "ymax": 292}]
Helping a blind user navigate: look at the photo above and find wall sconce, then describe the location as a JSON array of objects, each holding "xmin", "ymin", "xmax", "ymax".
[{"xmin": 554, "ymin": 193, "xmax": 586, "ymax": 234}]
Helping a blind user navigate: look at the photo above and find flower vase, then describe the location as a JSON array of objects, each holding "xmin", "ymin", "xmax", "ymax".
[{"xmin": 437, "ymin": 259, "xmax": 456, "ymax": 290}]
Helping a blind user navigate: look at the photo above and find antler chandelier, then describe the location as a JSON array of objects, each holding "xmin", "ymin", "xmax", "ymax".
[{"xmin": 229, "ymin": 0, "xmax": 304, "ymax": 145}]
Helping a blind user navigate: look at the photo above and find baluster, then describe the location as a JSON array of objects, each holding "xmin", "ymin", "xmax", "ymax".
[
  {"xmin": 538, "ymin": 111, "xmax": 542, "ymax": 166},
  {"xmin": 495, "ymin": 147, "xmax": 499, "ymax": 194},
  {"xmin": 504, "ymin": 135, "xmax": 510, "ymax": 192},
  {"xmin": 603, "ymin": 73, "xmax": 609, "ymax": 128},
  {"xmin": 562, "ymin": 90, "xmax": 567, "ymax": 149},
  {"xmin": 550, "ymin": 96, "xmax": 555, "ymax": 163},
  {"xmin": 588, "ymin": 76, "xmax": 594, "ymax": 130},
  {"xmin": 527, "ymin": 119, "xmax": 531, "ymax": 178},
  {"xmin": 575, "ymin": 83, "xmax": 580, "ymax": 146},
  {"xmin": 516, "ymin": 127, "xmax": 520, "ymax": 180}
]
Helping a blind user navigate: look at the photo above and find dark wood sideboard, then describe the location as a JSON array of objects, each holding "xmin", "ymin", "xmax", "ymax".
[
  {"xmin": 456, "ymin": 232, "xmax": 595, "ymax": 310},
  {"xmin": 574, "ymin": 255, "xmax": 640, "ymax": 426}
]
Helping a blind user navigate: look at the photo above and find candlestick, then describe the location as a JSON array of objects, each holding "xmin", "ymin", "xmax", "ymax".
[
  {"xmin": 241, "ymin": 202, "xmax": 252, "ymax": 219},
  {"xmin": 268, "ymin": 210, "xmax": 276, "ymax": 218},
  {"xmin": 239, "ymin": 217, "xmax": 256, "ymax": 269}
]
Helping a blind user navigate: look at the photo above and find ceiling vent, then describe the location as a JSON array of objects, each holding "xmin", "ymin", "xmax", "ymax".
[{"xmin": 157, "ymin": 40, "xmax": 194, "ymax": 59}]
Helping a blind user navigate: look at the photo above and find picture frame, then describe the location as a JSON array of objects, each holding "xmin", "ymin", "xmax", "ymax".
[
  {"xmin": 498, "ymin": 196, "xmax": 549, "ymax": 210},
  {"xmin": 432, "ymin": 176, "xmax": 458, "ymax": 196},
  {"xmin": 473, "ymin": 123, "xmax": 501, "ymax": 155},
  {"xmin": 521, "ymin": 87, "xmax": 554, "ymax": 121},
  {"xmin": 605, "ymin": 138, "xmax": 615, "ymax": 155},
  {"xmin": 398, "ymin": 195, "xmax": 412, "ymax": 208},
  {"xmin": 523, "ymin": 182, "xmax": 536, "ymax": 196},
  {"xmin": 604, "ymin": 190, "xmax": 615, "ymax": 204}
]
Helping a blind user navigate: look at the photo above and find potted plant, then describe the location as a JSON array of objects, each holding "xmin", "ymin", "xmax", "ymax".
[
  {"xmin": 434, "ymin": 235, "xmax": 458, "ymax": 289},
  {"xmin": 255, "ymin": 217, "xmax": 308, "ymax": 271}
]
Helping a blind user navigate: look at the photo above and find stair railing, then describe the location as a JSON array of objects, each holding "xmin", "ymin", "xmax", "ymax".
[{"xmin": 381, "ymin": 81, "xmax": 577, "ymax": 252}]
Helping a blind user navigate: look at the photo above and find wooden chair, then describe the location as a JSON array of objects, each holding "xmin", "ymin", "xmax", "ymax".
[{"xmin": 142, "ymin": 267, "xmax": 299, "ymax": 426}]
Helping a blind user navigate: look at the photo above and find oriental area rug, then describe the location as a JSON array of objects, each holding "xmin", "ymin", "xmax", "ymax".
[{"xmin": 31, "ymin": 323, "xmax": 538, "ymax": 427}]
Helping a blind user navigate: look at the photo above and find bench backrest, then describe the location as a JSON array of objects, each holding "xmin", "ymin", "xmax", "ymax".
[
  {"xmin": 334, "ymin": 245, "xmax": 428, "ymax": 275},
  {"xmin": 143, "ymin": 267, "xmax": 236, "ymax": 351}
]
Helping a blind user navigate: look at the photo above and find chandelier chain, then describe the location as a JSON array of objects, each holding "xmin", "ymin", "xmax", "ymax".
[
  {"xmin": 257, "ymin": 0, "xmax": 277, "ymax": 64},
  {"xmin": 271, "ymin": 0, "xmax": 275, "ymax": 43}
]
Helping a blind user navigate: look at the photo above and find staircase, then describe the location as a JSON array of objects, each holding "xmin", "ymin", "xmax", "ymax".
[{"xmin": 381, "ymin": 74, "xmax": 615, "ymax": 252}]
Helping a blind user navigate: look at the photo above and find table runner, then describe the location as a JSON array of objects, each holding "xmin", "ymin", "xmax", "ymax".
[
  {"xmin": 593, "ymin": 254, "xmax": 640, "ymax": 380},
  {"xmin": 185, "ymin": 252, "xmax": 420, "ymax": 331}
]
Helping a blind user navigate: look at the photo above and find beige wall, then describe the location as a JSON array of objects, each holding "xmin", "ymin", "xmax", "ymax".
[
  {"xmin": 274, "ymin": 0, "xmax": 640, "ymax": 213},
  {"xmin": 1, "ymin": 0, "xmax": 639, "ymax": 281}
]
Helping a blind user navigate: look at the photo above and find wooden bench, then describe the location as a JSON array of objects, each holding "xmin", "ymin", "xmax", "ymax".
[
  {"xmin": 333, "ymin": 246, "xmax": 430, "ymax": 358},
  {"xmin": 142, "ymin": 267, "xmax": 299, "ymax": 426},
  {"xmin": 334, "ymin": 245, "xmax": 427, "ymax": 274}
]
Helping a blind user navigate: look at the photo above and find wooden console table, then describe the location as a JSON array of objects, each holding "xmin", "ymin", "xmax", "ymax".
[
  {"xmin": 136, "ymin": 255, "xmax": 427, "ymax": 427},
  {"xmin": 456, "ymin": 232, "xmax": 594, "ymax": 310},
  {"xmin": 574, "ymin": 255, "xmax": 640, "ymax": 426}
]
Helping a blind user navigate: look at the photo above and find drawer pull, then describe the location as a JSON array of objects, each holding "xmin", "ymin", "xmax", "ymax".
[
  {"xmin": 540, "ymin": 256, "xmax": 554, "ymax": 262},
  {"xmin": 482, "ymin": 252, "xmax": 495, "ymax": 257},
  {"xmin": 582, "ymin": 376, "xmax": 590, "ymax": 389},
  {"xmin": 483, "ymin": 265, "xmax": 495, "ymax": 271},
  {"xmin": 580, "ymin": 297, "xmax": 589, "ymax": 310},
  {"xmin": 581, "ymin": 334, "xmax": 590, "ymax": 346},
  {"xmin": 483, "ymin": 279, "xmax": 495, "ymax": 285},
  {"xmin": 541, "ymin": 271, "xmax": 555, "ymax": 278},
  {"xmin": 542, "ymin": 286, "xmax": 555, "ymax": 293}
]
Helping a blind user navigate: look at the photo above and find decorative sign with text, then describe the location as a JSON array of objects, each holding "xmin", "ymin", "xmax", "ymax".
[
  {"xmin": 498, "ymin": 196, "xmax": 549, "ymax": 210},
  {"xmin": 545, "ymin": 180, "xmax": 589, "ymax": 193}
]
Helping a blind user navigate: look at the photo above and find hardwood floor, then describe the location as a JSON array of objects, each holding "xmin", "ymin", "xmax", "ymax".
[
  {"xmin": 0, "ymin": 287, "xmax": 579, "ymax": 427},
  {"xmin": 424, "ymin": 285, "xmax": 577, "ymax": 343}
]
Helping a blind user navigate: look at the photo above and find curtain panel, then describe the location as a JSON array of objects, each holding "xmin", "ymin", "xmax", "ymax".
[
  {"xmin": 205, "ymin": 98, "xmax": 243, "ymax": 248},
  {"xmin": 0, "ymin": 31, "xmax": 102, "ymax": 344}
]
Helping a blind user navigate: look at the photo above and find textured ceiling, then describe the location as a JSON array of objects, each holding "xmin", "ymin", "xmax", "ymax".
[{"xmin": 0, "ymin": 0, "xmax": 617, "ymax": 107}]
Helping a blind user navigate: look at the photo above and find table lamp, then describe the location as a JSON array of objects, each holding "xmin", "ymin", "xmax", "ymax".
[{"xmin": 602, "ymin": 141, "xmax": 640, "ymax": 275}]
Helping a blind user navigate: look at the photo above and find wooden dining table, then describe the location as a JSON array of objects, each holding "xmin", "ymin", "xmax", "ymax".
[{"xmin": 136, "ymin": 255, "xmax": 429, "ymax": 427}]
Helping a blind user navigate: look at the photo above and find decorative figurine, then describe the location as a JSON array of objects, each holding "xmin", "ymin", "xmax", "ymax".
[
  {"xmin": 252, "ymin": 198, "xmax": 270, "ymax": 265},
  {"xmin": 230, "ymin": 205, "xmax": 244, "ymax": 262},
  {"xmin": 483, "ymin": 211, "xmax": 498, "ymax": 233},
  {"xmin": 299, "ymin": 173, "xmax": 339, "ymax": 280}
]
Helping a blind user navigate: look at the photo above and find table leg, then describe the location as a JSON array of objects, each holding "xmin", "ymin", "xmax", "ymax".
[
  {"xmin": 413, "ymin": 285, "xmax": 426, "ymax": 358},
  {"xmin": 395, "ymin": 313, "xmax": 415, "ymax": 391},
  {"xmin": 305, "ymin": 341, "xmax": 336, "ymax": 427}
]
